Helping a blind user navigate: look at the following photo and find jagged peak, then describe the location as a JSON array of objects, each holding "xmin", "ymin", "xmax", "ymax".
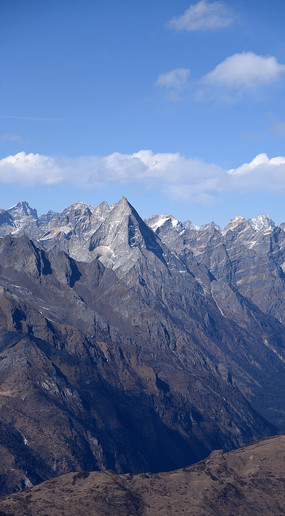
[
  {"xmin": 61, "ymin": 201, "xmax": 95, "ymax": 215},
  {"xmin": 7, "ymin": 201, "xmax": 38, "ymax": 219},
  {"xmin": 147, "ymin": 213, "xmax": 181, "ymax": 232},
  {"xmin": 248, "ymin": 214, "xmax": 276, "ymax": 232},
  {"xmin": 228, "ymin": 215, "xmax": 246, "ymax": 224},
  {"xmin": 221, "ymin": 215, "xmax": 247, "ymax": 235},
  {"xmin": 96, "ymin": 200, "xmax": 109, "ymax": 210},
  {"xmin": 183, "ymin": 220, "xmax": 201, "ymax": 231},
  {"xmin": 9, "ymin": 200, "xmax": 29, "ymax": 209},
  {"xmin": 92, "ymin": 201, "xmax": 110, "ymax": 218},
  {"xmin": 148, "ymin": 217, "xmax": 220, "ymax": 234},
  {"xmin": 199, "ymin": 221, "xmax": 221, "ymax": 232}
]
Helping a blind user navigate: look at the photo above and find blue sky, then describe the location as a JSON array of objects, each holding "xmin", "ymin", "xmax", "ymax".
[{"xmin": 1, "ymin": 0, "xmax": 285, "ymax": 226}]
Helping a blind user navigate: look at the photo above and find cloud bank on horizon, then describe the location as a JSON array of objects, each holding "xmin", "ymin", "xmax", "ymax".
[{"xmin": 1, "ymin": 151, "xmax": 285, "ymax": 204}]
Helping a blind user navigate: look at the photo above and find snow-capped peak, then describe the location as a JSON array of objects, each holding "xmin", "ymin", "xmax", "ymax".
[
  {"xmin": 248, "ymin": 214, "xmax": 276, "ymax": 232},
  {"xmin": 147, "ymin": 214, "xmax": 181, "ymax": 232}
]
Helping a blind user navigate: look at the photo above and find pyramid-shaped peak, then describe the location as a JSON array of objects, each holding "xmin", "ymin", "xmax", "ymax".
[
  {"xmin": 110, "ymin": 196, "xmax": 137, "ymax": 219},
  {"xmin": 117, "ymin": 195, "xmax": 132, "ymax": 208},
  {"xmin": 89, "ymin": 195, "xmax": 166, "ymax": 268}
]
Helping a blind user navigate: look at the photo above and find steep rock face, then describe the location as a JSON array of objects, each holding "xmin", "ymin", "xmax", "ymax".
[
  {"xmin": 0, "ymin": 199, "xmax": 284, "ymax": 495},
  {"xmin": 150, "ymin": 211, "xmax": 285, "ymax": 325},
  {"xmin": 0, "ymin": 210, "xmax": 14, "ymax": 231}
]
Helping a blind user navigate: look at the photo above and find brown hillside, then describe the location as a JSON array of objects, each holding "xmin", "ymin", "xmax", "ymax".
[{"xmin": 0, "ymin": 434, "xmax": 284, "ymax": 516}]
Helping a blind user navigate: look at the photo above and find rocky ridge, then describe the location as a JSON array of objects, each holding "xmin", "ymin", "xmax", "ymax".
[{"xmin": 148, "ymin": 208, "xmax": 285, "ymax": 328}]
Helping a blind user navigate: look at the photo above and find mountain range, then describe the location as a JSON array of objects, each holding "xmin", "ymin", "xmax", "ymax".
[{"xmin": 0, "ymin": 198, "xmax": 284, "ymax": 496}]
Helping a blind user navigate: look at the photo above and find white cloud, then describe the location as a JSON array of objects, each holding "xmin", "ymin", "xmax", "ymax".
[
  {"xmin": 228, "ymin": 153, "xmax": 285, "ymax": 191},
  {"xmin": 0, "ymin": 152, "xmax": 63, "ymax": 185},
  {"xmin": 157, "ymin": 53, "xmax": 285, "ymax": 104},
  {"xmin": 156, "ymin": 68, "xmax": 190, "ymax": 89},
  {"xmin": 168, "ymin": 0, "xmax": 233, "ymax": 31},
  {"xmin": 1, "ymin": 151, "xmax": 285, "ymax": 202},
  {"xmin": 204, "ymin": 52, "xmax": 285, "ymax": 90}
]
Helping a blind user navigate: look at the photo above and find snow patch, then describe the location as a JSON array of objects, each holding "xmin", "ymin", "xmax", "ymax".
[{"xmin": 148, "ymin": 214, "xmax": 175, "ymax": 231}]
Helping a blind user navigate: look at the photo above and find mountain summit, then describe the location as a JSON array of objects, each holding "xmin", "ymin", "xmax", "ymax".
[{"xmin": 8, "ymin": 200, "xmax": 38, "ymax": 218}]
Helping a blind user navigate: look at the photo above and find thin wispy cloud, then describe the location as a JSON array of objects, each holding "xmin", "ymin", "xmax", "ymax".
[
  {"xmin": 156, "ymin": 68, "xmax": 190, "ymax": 101},
  {"xmin": 168, "ymin": 0, "xmax": 234, "ymax": 32},
  {"xmin": 156, "ymin": 68, "xmax": 190, "ymax": 89},
  {"xmin": 1, "ymin": 150, "xmax": 285, "ymax": 203},
  {"xmin": 242, "ymin": 131, "xmax": 263, "ymax": 141},
  {"xmin": 0, "ymin": 133, "xmax": 30, "ymax": 144},
  {"xmin": 241, "ymin": 113, "xmax": 285, "ymax": 141},
  {"xmin": 267, "ymin": 113, "xmax": 285, "ymax": 136},
  {"xmin": 0, "ymin": 115, "xmax": 63, "ymax": 122},
  {"xmin": 271, "ymin": 120, "xmax": 285, "ymax": 135}
]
